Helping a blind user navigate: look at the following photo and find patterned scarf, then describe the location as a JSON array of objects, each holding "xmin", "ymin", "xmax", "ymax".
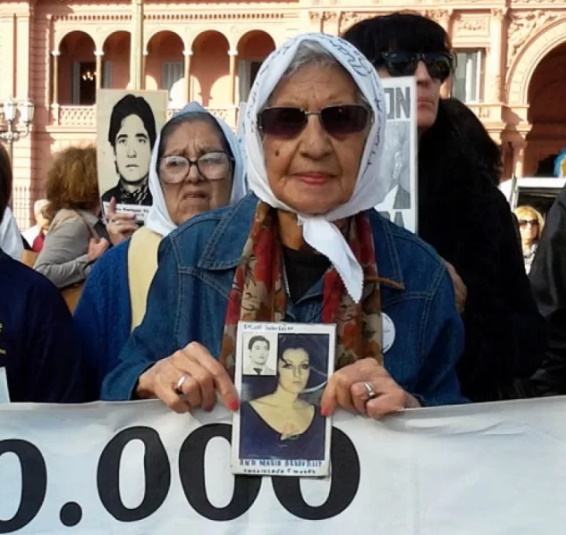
[{"xmin": 220, "ymin": 202, "xmax": 385, "ymax": 373}]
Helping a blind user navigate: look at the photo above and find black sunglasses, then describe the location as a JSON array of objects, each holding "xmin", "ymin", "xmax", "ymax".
[
  {"xmin": 258, "ymin": 105, "xmax": 372, "ymax": 138},
  {"xmin": 374, "ymin": 52, "xmax": 454, "ymax": 82}
]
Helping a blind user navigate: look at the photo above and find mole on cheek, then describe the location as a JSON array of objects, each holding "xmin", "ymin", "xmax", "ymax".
[{"xmin": 275, "ymin": 149, "xmax": 280, "ymax": 157}]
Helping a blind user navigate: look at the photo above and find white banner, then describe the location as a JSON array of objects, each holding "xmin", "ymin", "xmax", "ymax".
[{"xmin": 1, "ymin": 398, "xmax": 566, "ymax": 534}]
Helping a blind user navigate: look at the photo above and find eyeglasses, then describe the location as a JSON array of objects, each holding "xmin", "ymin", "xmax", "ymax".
[
  {"xmin": 374, "ymin": 52, "xmax": 454, "ymax": 82},
  {"xmin": 159, "ymin": 152, "xmax": 232, "ymax": 184},
  {"xmin": 257, "ymin": 105, "xmax": 372, "ymax": 138},
  {"xmin": 518, "ymin": 219, "xmax": 539, "ymax": 227}
]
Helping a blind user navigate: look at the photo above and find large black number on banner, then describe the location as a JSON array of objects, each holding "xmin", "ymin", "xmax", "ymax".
[
  {"xmin": 0, "ymin": 440, "xmax": 47, "ymax": 533},
  {"xmin": 97, "ymin": 426, "xmax": 170, "ymax": 522},
  {"xmin": 179, "ymin": 424, "xmax": 261, "ymax": 521},
  {"xmin": 272, "ymin": 428, "xmax": 360, "ymax": 520}
]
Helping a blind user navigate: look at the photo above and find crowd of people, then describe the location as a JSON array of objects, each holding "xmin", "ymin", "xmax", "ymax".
[{"xmin": 1, "ymin": 12, "xmax": 565, "ymax": 419}]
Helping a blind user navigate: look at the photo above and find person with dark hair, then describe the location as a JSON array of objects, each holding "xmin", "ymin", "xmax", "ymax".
[
  {"xmin": 343, "ymin": 12, "xmax": 546, "ymax": 402},
  {"xmin": 74, "ymin": 102, "xmax": 247, "ymax": 399},
  {"xmin": 0, "ymin": 143, "xmax": 23, "ymax": 260},
  {"xmin": 244, "ymin": 335, "xmax": 275, "ymax": 375},
  {"xmin": 240, "ymin": 334, "xmax": 327, "ymax": 461},
  {"xmin": 0, "ymin": 143, "xmax": 85, "ymax": 402},
  {"xmin": 102, "ymin": 94, "xmax": 157, "ymax": 206}
]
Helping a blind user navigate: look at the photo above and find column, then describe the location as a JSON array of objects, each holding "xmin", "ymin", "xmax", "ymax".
[
  {"xmin": 94, "ymin": 50, "xmax": 104, "ymax": 90},
  {"xmin": 183, "ymin": 50, "xmax": 192, "ymax": 103},
  {"xmin": 130, "ymin": 0, "xmax": 144, "ymax": 90},
  {"xmin": 142, "ymin": 50, "xmax": 148, "ymax": 90},
  {"xmin": 51, "ymin": 50, "xmax": 60, "ymax": 105},
  {"xmin": 514, "ymin": 144, "xmax": 525, "ymax": 178},
  {"xmin": 15, "ymin": 10, "xmax": 31, "ymax": 100},
  {"xmin": 228, "ymin": 49, "xmax": 238, "ymax": 105},
  {"xmin": 488, "ymin": 8, "xmax": 507, "ymax": 103},
  {"xmin": 0, "ymin": 15, "xmax": 17, "ymax": 98}
]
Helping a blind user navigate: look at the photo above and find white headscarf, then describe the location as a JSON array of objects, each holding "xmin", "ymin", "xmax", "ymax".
[
  {"xmin": 145, "ymin": 102, "xmax": 247, "ymax": 237},
  {"xmin": 241, "ymin": 33, "xmax": 388, "ymax": 303}
]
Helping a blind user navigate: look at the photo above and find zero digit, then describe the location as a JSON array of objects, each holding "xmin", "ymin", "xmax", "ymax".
[
  {"xmin": 271, "ymin": 428, "xmax": 360, "ymax": 520},
  {"xmin": 0, "ymin": 439, "xmax": 47, "ymax": 533},
  {"xmin": 178, "ymin": 424, "xmax": 262, "ymax": 521},
  {"xmin": 97, "ymin": 426, "xmax": 170, "ymax": 522}
]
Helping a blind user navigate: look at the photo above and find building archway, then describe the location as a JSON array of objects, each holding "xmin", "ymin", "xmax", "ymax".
[
  {"xmin": 191, "ymin": 31, "xmax": 230, "ymax": 107},
  {"xmin": 505, "ymin": 16, "xmax": 566, "ymax": 176},
  {"xmin": 237, "ymin": 30, "xmax": 275, "ymax": 103},
  {"xmin": 102, "ymin": 31, "xmax": 131, "ymax": 90},
  {"xmin": 57, "ymin": 31, "xmax": 96, "ymax": 105},
  {"xmin": 525, "ymin": 41, "xmax": 566, "ymax": 176},
  {"xmin": 145, "ymin": 31, "xmax": 184, "ymax": 105}
]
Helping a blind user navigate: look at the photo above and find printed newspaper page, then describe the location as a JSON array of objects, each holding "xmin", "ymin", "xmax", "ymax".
[
  {"xmin": 231, "ymin": 322, "xmax": 336, "ymax": 477},
  {"xmin": 375, "ymin": 76, "xmax": 418, "ymax": 234},
  {"xmin": 96, "ymin": 89, "xmax": 168, "ymax": 223}
]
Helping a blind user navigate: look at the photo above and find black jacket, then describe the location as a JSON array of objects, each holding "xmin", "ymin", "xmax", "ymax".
[
  {"xmin": 519, "ymin": 185, "xmax": 566, "ymax": 396},
  {"xmin": 418, "ymin": 100, "xmax": 546, "ymax": 402}
]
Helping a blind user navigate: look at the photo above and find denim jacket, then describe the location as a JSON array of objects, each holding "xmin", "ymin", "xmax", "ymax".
[{"xmin": 102, "ymin": 194, "xmax": 467, "ymax": 406}]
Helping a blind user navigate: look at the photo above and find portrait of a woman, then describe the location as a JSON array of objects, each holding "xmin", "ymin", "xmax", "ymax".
[{"xmin": 239, "ymin": 334, "xmax": 328, "ymax": 461}]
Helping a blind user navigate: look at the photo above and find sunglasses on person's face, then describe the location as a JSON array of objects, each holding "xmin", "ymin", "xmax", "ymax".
[
  {"xmin": 374, "ymin": 52, "xmax": 454, "ymax": 82},
  {"xmin": 257, "ymin": 105, "xmax": 372, "ymax": 138},
  {"xmin": 518, "ymin": 219, "xmax": 539, "ymax": 227}
]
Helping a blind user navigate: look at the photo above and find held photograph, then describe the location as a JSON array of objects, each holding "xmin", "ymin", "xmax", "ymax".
[
  {"xmin": 231, "ymin": 322, "xmax": 336, "ymax": 478},
  {"xmin": 374, "ymin": 76, "xmax": 418, "ymax": 233},
  {"xmin": 96, "ymin": 89, "xmax": 168, "ymax": 222}
]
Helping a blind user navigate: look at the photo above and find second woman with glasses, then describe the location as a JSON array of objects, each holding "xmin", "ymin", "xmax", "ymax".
[
  {"xmin": 343, "ymin": 13, "xmax": 546, "ymax": 402},
  {"xmin": 74, "ymin": 103, "xmax": 247, "ymax": 399}
]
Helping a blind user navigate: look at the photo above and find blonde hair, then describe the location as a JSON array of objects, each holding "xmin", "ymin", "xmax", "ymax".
[{"xmin": 514, "ymin": 205, "xmax": 544, "ymax": 241}]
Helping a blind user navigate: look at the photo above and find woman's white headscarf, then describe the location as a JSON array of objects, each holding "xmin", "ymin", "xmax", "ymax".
[
  {"xmin": 241, "ymin": 33, "xmax": 388, "ymax": 303},
  {"xmin": 145, "ymin": 102, "xmax": 247, "ymax": 237}
]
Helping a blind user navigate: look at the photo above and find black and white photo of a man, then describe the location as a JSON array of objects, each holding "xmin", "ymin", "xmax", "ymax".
[
  {"xmin": 102, "ymin": 94, "xmax": 157, "ymax": 206},
  {"xmin": 243, "ymin": 335, "xmax": 276, "ymax": 376}
]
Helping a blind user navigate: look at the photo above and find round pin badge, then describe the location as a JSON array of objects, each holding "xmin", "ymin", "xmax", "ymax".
[{"xmin": 381, "ymin": 313, "xmax": 396, "ymax": 353}]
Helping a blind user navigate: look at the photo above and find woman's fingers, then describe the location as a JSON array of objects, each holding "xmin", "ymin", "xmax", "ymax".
[
  {"xmin": 321, "ymin": 358, "xmax": 410, "ymax": 420},
  {"xmin": 181, "ymin": 342, "xmax": 240, "ymax": 411},
  {"xmin": 148, "ymin": 362, "xmax": 191, "ymax": 413},
  {"xmin": 108, "ymin": 196, "xmax": 117, "ymax": 218},
  {"xmin": 365, "ymin": 391, "xmax": 407, "ymax": 419},
  {"xmin": 138, "ymin": 342, "xmax": 238, "ymax": 414}
]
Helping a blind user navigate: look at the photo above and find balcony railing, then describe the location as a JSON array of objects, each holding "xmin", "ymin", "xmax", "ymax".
[{"xmin": 51, "ymin": 105, "xmax": 238, "ymax": 129}]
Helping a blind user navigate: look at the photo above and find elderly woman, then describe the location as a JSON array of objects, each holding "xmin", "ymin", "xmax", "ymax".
[
  {"xmin": 514, "ymin": 205, "xmax": 544, "ymax": 273},
  {"xmin": 74, "ymin": 103, "xmax": 246, "ymax": 399},
  {"xmin": 343, "ymin": 13, "xmax": 546, "ymax": 402},
  {"xmin": 34, "ymin": 147, "xmax": 109, "ymax": 294},
  {"xmin": 102, "ymin": 34, "xmax": 466, "ymax": 418}
]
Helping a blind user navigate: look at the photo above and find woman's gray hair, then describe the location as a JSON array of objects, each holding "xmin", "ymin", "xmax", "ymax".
[{"xmin": 271, "ymin": 40, "xmax": 370, "ymax": 107}]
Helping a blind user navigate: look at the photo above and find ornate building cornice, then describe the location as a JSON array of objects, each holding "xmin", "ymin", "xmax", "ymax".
[{"xmin": 507, "ymin": 10, "xmax": 560, "ymax": 66}]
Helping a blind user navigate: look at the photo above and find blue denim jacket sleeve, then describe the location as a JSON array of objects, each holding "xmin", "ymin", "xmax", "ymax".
[
  {"xmin": 414, "ymin": 264, "xmax": 467, "ymax": 406},
  {"xmin": 101, "ymin": 237, "xmax": 179, "ymax": 400}
]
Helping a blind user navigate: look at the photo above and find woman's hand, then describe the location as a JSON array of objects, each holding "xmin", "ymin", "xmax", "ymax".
[
  {"xmin": 136, "ymin": 341, "xmax": 239, "ymax": 414},
  {"xmin": 444, "ymin": 260, "xmax": 467, "ymax": 313},
  {"xmin": 106, "ymin": 197, "xmax": 139, "ymax": 246},
  {"xmin": 320, "ymin": 358, "xmax": 420, "ymax": 420},
  {"xmin": 87, "ymin": 237, "xmax": 109, "ymax": 262}
]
